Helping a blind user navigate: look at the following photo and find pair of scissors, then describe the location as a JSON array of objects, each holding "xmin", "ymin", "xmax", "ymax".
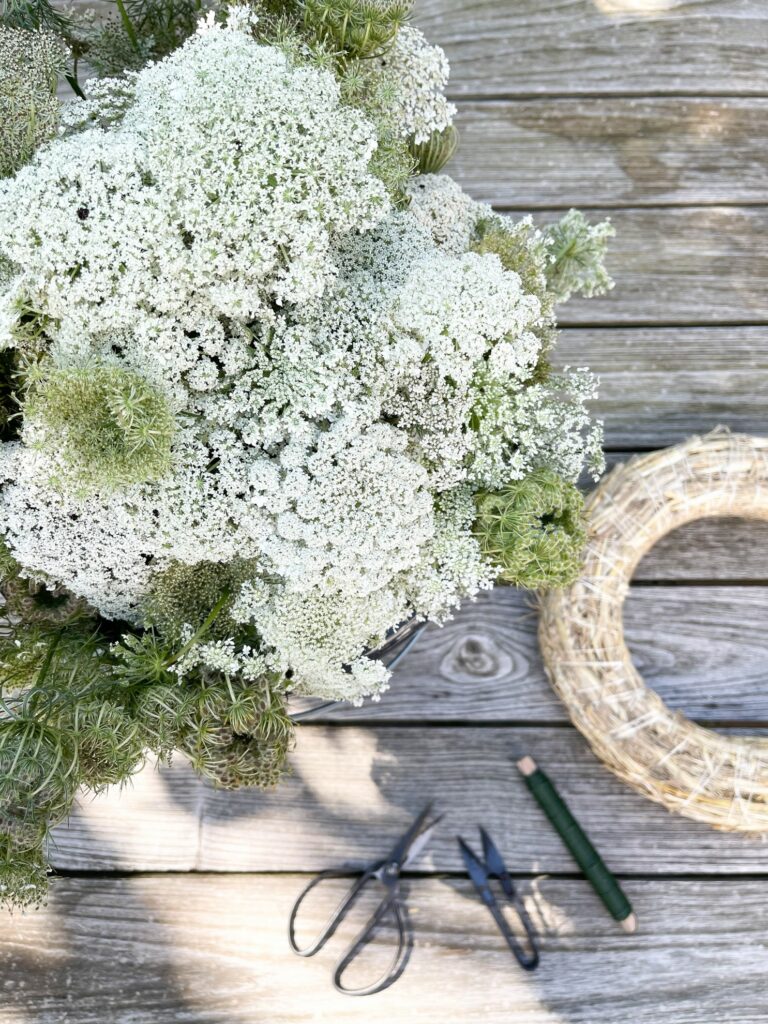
[
  {"xmin": 458, "ymin": 826, "xmax": 540, "ymax": 971},
  {"xmin": 289, "ymin": 804, "xmax": 442, "ymax": 996}
]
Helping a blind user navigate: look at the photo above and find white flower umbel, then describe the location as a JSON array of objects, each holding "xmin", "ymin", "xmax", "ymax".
[
  {"xmin": 0, "ymin": 20, "xmax": 388, "ymax": 334},
  {"xmin": 373, "ymin": 26, "xmax": 456, "ymax": 144},
  {"xmin": 406, "ymin": 174, "xmax": 485, "ymax": 255}
]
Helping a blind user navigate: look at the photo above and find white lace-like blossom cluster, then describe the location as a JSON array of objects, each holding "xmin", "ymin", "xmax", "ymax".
[
  {"xmin": 373, "ymin": 26, "xmax": 456, "ymax": 144},
  {"xmin": 0, "ymin": 23, "xmax": 387, "ymax": 334},
  {"xmin": 0, "ymin": 17, "xmax": 602, "ymax": 702}
]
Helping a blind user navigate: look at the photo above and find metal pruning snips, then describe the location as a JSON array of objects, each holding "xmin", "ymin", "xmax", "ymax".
[
  {"xmin": 457, "ymin": 826, "xmax": 540, "ymax": 971},
  {"xmin": 288, "ymin": 804, "xmax": 442, "ymax": 996}
]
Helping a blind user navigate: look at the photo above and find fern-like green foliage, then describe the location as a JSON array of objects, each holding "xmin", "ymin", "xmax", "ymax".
[
  {"xmin": 0, "ymin": 349, "xmax": 22, "ymax": 443},
  {"xmin": 0, "ymin": 570, "xmax": 294, "ymax": 908},
  {"xmin": 472, "ymin": 210, "xmax": 614, "ymax": 313},
  {"xmin": 0, "ymin": 833, "xmax": 48, "ymax": 910},
  {"xmin": 0, "ymin": 609, "xmax": 146, "ymax": 909},
  {"xmin": 301, "ymin": 0, "xmax": 411, "ymax": 60},
  {"xmin": 0, "ymin": 0, "xmax": 69, "ymax": 33},
  {"xmin": 79, "ymin": 0, "xmax": 204, "ymax": 77},
  {"xmin": 544, "ymin": 209, "xmax": 615, "ymax": 304},
  {"xmin": 0, "ymin": 536, "xmax": 19, "ymax": 582},
  {"xmin": 7, "ymin": 294, "xmax": 59, "ymax": 358},
  {"xmin": 23, "ymin": 364, "xmax": 176, "ymax": 494},
  {"xmin": 474, "ymin": 469, "xmax": 586, "ymax": 589}
]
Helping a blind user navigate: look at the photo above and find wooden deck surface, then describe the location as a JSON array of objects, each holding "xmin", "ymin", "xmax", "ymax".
[{"xmin": 5, "ymin": 2, "xmax": 768, "ymax": 1021}]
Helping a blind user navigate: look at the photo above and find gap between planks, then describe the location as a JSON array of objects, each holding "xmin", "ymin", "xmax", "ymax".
[
  {"xmin": 414, "ymin": 0, "xmax": 768, "ymax": 99},
  {"xmin": 494, "ymin": 207, "xmax": 768, "ymax": 326},
  {"xmin": 558, "ymin": 327, "xmax": 768, "ymax": 447}
]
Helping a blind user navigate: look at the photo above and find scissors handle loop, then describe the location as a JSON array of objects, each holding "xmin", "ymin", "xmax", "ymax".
[
  {"xmin": 288, "ymin": 869, "xmax": 374, "ymax": 957},
  {"xmin": 333, "ymin": 893, "xmax": 412, "ymax": 997}
]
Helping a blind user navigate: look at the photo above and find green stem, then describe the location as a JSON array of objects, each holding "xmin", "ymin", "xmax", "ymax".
[
  {"xmin": 115, "ymin": 0, "xmax": 141, "ymax": 53},
  {"xmin": 65, "ymin": 67, "xmax": 86, "ymax": 101},
  {"xmin": 166, "ymin": 590, "xmax": 231, "ymax": 668}
]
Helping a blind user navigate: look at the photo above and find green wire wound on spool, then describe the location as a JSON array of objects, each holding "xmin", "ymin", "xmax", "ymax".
[{"xmin": 517, "ymin": 756, "xmax": 636, "ymax": 932}]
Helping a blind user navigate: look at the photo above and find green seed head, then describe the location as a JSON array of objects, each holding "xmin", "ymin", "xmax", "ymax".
[
  {"xmin": 474, "ymin": 469, "xmax": 586, "ymax": 589},
  {"xmin": 302, "ymin": 0, "xmax": 412, "ymax": 59},
  {"xmin": 23, "ymin": 363, "xmax": 176, "ymax": 495}
]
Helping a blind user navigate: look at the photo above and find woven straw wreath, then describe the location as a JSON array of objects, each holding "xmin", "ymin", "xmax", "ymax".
[{"xmin": 539, "ymin": 431, "xmax": 768, "ymax": 832}]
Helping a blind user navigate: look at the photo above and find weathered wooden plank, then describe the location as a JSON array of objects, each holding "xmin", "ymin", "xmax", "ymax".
[
  {"xmin": 196, "ymin": 725, "xmax": 768, "ymax": 874},
  {"xmin": 47, "ymin": 758, "xmax": 201, "ymax": 872},
  {"xmin": 631, "ymin": 516, "xmax": 768, "ymax": 580},
  {"xmin": 415, "ymin": 0, "xmax": 768, "ymax": 98},
  {"xmin": 534, "ymin": 207, "xmax": 768, "ymax": 326},
  {"xmin": 52, "ymin": 726, "xmax": 768, "ymax": 874},
  {"xmin": 5, "ymin": 874, "xmax": 768, "ymax": 1024},
  {"xmin": 324, "ymin": 585, "xmax": 768, "ymax": 723},
  {"xmin": 451, "ymin": 98, "xmax": 768, "ymax": 207},
  {"xmin": 559, "ymin": 327, "xmax": 768, "ymax": 448}
]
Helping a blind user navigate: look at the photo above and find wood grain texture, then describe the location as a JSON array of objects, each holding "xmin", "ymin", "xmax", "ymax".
[
  {"xmin": 628, "ymin": 515, "xmax": 768, "ymax": 579},
  {"xmin": 415, "ymin": 0, "xmax": 768, "ymax": 98},
  {"xmin": 451, "ymin": 98, "xmax": 768, "ymax": 207},
  {"xmin": 534, "ymin": 207, "xmax": 768, "ymax": 326},
  {"xmin": 5, "ymin": 874, "xmax": 768, "ymax": 1024},
  {"xmin": 323, "ymin": 585, "xmax": 768, "ymax": 723},
  {"xmin": 47, "ymin": 758, "xmax": 201, "ymax": 872},
  {"xmin": 559, "ymin": 327, "xmax": 768, "ymax": 447},
  {"xmin": 49, "ymin": 725, "xmax": 768, "ymax": 875},
  {"xmin": 197, "ymin": 725, "xmax": 768, "ymax": 874}
]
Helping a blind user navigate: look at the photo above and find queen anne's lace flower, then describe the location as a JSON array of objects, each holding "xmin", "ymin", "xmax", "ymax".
[
  {"xmin": 406, "ymin": 174, "xmax": 485, "ymax": 254},
  {"xmin": 372, "ymin": 26, "xmax": 456, "ymax": 144},
  {"xmin": 0, "ymin": 21, "xmax": 388, "ymax": 335},
  {"xmin": 0, "ymin": 26, "xmax": 67, "ymax": 177}
]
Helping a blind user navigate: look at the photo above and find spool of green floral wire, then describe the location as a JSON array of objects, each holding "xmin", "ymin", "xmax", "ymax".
[{"xmin": 517, "ymin": 756, "xmax": 637, "ymax": 933}]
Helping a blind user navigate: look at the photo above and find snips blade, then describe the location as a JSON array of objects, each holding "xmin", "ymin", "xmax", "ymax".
[
  {"xmin": 457, "ymin": 836, "xmax": 490, "ymax": 897},
  {"xmin": 480, "ymin": 826, "xmax": 516, "ymax": 900}
]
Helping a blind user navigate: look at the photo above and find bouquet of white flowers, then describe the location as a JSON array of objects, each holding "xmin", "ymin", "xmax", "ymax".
[{"xmin": 0, "ymin": 0, "xmax": 611, "ymax": 908}]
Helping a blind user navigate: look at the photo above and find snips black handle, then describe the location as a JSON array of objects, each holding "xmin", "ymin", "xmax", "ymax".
[
  {"xmin": 482, "ymin": 879, "xmax": 539, "ymax": 971},
  {"xmin": 458, "ymin": 831, "xmax": 540, "ymax": 972}
]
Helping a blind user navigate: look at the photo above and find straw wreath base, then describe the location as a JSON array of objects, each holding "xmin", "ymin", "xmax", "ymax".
[{"xmin": 539, "ymin": 431, "xmax": 768, "ymax": 832}]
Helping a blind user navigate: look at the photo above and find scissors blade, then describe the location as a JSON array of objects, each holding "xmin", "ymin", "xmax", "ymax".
[
  {"xmin": 457, "ymin": 836, "xmax": 490, "ymax": 894},
  {"xmin": 386, "ymin": 804, "xmax": 437, "ymax": 869},
  {"xmin": 401, "ymin": 814, "xmax": 443, "ymax": 869}
]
